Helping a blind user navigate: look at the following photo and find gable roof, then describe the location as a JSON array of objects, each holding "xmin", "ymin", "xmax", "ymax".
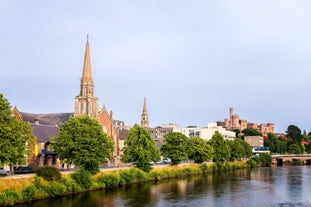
[
  {"xmin": 19, "ymin": 112, "xmax": 73, "ymax": 126},
  {"xmin": 31, "ymin": 123, "xmax": 59, "ymax": 142}
]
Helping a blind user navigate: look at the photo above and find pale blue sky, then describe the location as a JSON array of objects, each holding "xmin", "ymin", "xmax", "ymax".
[{"xmin": 1, "ymin": 1, "xmax": 311, "ymax": 133}]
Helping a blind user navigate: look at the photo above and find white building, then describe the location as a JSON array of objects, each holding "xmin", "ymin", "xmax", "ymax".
[{"xmin": 172, "ymin": 122, "xmax": 236, "ymax": 141}]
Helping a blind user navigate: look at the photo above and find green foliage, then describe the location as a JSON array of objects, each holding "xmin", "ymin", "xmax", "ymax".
[
  {"xmin": 97, "ymin": 173, "xmax": 121, "ymax": 188},
  {"xmin": 286, "ymin": 125, "xmax": 302, "ymax": 144},
  {"xmin": 247, "ymin": 158, "xmax": 259, "ymax": 168},
  {"xmin": 0, "ymin": 94, "xmax": 34, "ymax": 166},
  {"xmin": 200, "ymin": 163, "xmax": 210, "ymax": 174},
  {"xmin": 208, "ymin": 131, "xmax": 231, "ymax": 162},
  {"xmin": 161, "ymin": 132, "xmax": 189, "ymax": 165},
  {"xmin": 288, "ymin": 144, "xmax": 303, "ymax": 154},
  {"xmin": 121, "ymin": 124, "xmax": 160, "ymax": 172},
  {"xmin": 60, "ymin": 177, "xmax": 81, "ymax": 193},
  {"xmin": 119, "ymin": 168, "xmax": 148, "ymax": 184},
  {"xmin": 188, "ymin": 137, "xmax": 214, "ymax": 163},
  {"xmin": 228, "ymin": 138, "xmax": 252, "ymax": 161},
  {"xmin": 0, "ymin": 189, "xmax": 21, "ymax": 206},
  {"xmin": 242, "ymin": 128, "xmax": 263, "ymax": 136},
  {"xmin": 35, "ymin": 166, "xmax": 62, "ymax": 181},
  {"xmin": 70, "ymin": 169, "xmax": 93, "ymax": 190},
  {"xmin": 22, "ymin": 184, "xmax": 38, "ymax": 201},
  {"xmin": 233, "ymin": 129, "xmax": 241, "ymax": 137},
  {"xmin": 44, "ymin": 181, "xmax": 66, "ymax": 197},
  {"xmin": 265, "ymin": 133, "xmax": 288, "ymax": 154},
  {"xmin": 292, "ymin": 159, "xmax": 304, "ymax": 165},
  {"xmin": 259, "ymin": 153, "xmax": 272, "ymax": 167},
  {"xmin": 51, "ymin": 116, "xmax": 114, "ymax": 174}
]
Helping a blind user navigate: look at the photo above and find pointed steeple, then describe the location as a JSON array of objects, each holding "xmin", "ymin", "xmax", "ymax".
[
  {"xmin": 81, "ymin": 35, "xmax": 94, "ymax": 87},
  {"xmin": 141, "ymin": 97, "xmax": 149, "ymax": 128},
  {"xmin": 74, "ymin": 36, "xmax": 99, "ymax": 118}
]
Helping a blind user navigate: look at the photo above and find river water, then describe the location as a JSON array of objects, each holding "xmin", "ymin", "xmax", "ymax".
[{"xmin": 17, "ymin": 165, "xmax": 311, "ymax": 207}]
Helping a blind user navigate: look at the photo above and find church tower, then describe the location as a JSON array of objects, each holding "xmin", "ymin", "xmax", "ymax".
[
  {"xmin": 74, "ymin": 36, "xmax": 99, "ymax": 118},
  {"xmin": 141, "ymin": 97, "xmax": 149, "ymax": 128}
]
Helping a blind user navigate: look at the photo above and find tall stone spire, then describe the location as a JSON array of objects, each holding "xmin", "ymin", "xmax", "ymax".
[
  {"xmin": 74, "ymin": 36, "xmax": 99, "ymax": 118},
  {"xmin": 141, "ymin": 97, "xmax": 149, "ymax": 128}
]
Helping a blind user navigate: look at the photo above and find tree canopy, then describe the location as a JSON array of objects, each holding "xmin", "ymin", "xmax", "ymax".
[
  {"xmin": 228, "ymin": 138, "xmax": 252, "ymax": 161},
  {"xmin": 286, "ymin": 125, "xmax": 302, "ymax": 144},
  {"xmin": 121, "ymin": 124, "xmax": 160, "ymax": 172},
  {"xmin": 0, "ymin": 94, "xmax": 33, "ymax": 166},
  {"xmin": 242, "ymin": 128, "xmax": 263, "ymax": 137},
  {"xmin": 188, "ymin": 137, "xmax": 214, "ymax": 163},
  {"xmin": 51, "ymin": 116, "xmax": 114, "ymax": 174},
  {"xmin": 208, "ymin": 131, "xmax": 231, "ymax": 162},
  {"xmin": 160, "ymin": 132, "xmax": 189, "ymax": 165}
]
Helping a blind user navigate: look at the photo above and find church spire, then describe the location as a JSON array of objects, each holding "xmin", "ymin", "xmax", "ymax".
[
  {"xmin": 141, "ymin": 97, "xmax": 149, "ymax": 128},
  {"xmin": 74, "ymin": 36, "xmax": 99, "ymax": 118},
  {"xmin": 81, "ymin": 35, "xmax": 93, "ymax": 87}
]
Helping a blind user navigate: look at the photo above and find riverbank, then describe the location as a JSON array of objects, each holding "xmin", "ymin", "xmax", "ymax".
[{"xmin": 0, "ymin": 161, "xmax": 248, "ymax": 206}]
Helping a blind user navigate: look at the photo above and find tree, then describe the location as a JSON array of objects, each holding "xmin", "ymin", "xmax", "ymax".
[
  {"xmin": 161, "ymin": 132, "xmax": 189, "ymax": 165},
  {"xmin": 121, "ymin": 124, "xmax": 160, "ymax": 172},
  {"xmin": 228, "ymin": 138, "xmax": 252, "ymax": 161},
  {"xmin": 51, "ymin": 116, "xmax": 114, "ymax": 174},
  {"xmin": 288, "ymin": 144, "xmax": 302, "ymax": 154},
  {"xmin": 208, "ymin": 131, "xmax": 231, "ymax": 162},
  {"xmin": 0, "ymin": 94, "xmax": 33, "ymax": 167},
  {"xmin": 188, "ymin": 137, "xmax": 214, "ymax": 163},
  {"xmin": 242, "ymin": 128, "xmax": 263, "ymax": 137},
  {"xmin": 233, "ymin": 129, "xmax": 241, "ymax": 138},
  {"xmin": 286, "ymin": 125, "xmax": 302, "ymax": 144}
]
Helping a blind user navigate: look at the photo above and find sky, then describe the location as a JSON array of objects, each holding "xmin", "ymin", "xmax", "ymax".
[{"xmin": 1, "ymin": 1, "xmax": 311, "ymax": 133}]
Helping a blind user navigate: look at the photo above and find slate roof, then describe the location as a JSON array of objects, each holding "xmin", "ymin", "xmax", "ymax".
[
  {"xmin": 31, "ymin": 123, "xmax": 59, "ymax": 142},
  {"xmin": 19, "ymin": 112, "xmax": 73, "ymax": 126}
]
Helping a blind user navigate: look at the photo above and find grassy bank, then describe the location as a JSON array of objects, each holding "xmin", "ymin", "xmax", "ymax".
[{"xmin": 0, "ymin": 161, "xmax": 249, "ymax": 206}]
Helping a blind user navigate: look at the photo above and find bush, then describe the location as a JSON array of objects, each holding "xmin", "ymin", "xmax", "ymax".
[
  {"xmin": 247, "ymin": 158, "xmax": 258, "ymax": 168},
  {"xmin": 44, "ymin": 181, "xmax": 66, "ymax": 197},
  {"xmin": 22, "ymin": 184, "xmax": 38, "ymax": 201},
  {"xmin": 61, "ymin": 177, "xmax": 81, "ymax": 193},
  {"xmin": 259, "ymin": 153, "xmax": 272, "ymax": 167},
  {"xmin": 71, "ymin": 169, "xmax": 93, "ymax": 190},
  {"xmin": 35, "ymin": 166, "xmax": 62, "ymax": 181},
  {"xmin": 200, "ymin": 163, "xmax": 209, "ymax": 174},
  {"xmin": 0, "ymin": 190, "xmax": 21, "ymax": 205},
  {"xmin": 97, "ymin": 173, "xmax": 121, "ymax": 188},
  {"xmin": 120, "ymin": 169, "xmax": 137, "ymax": 184}
]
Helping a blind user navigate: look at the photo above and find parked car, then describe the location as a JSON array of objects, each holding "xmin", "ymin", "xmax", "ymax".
[
  {"xmin": 0, "ymin": 167, "xmax": 9, "ymax": 176},
  {"xmin": 14, "ymin": 166, "xmax": 34, "ymax": 174}
]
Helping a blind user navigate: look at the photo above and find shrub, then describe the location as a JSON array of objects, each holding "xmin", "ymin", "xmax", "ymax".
[
  {"xmin": 259, "ymin": 153, "xmax": 272, "ymax": 167},
  {"xmin": 22, "ymin": 184, "xmax": 38, "ymax": 201},
  {"xmin": 71, "ymin": 169, "xmax": 93, "ymax": 190},
  {"xmin": 97, "ymin": 173, "xmax": 121, "ymax": 188},
  {"xmin": 44, "ymin": 181, "xmax": 66, "ymax": 197},
  {"xmin": 247, "ymin": 158, "xmax": 258, "ymax": 168},
  {"xmin": 35, "ymin": 166, "xmax": 62, "ymax": 181},
  {"xmin": 120, "ymin": 169, "xmax": 137, "ymax": 184},
  {"xmin": 0, "ymin": 189, "xmax": 21, "ymax": 206},
  {"xmin": 61, "ymin": 177, "xmax": 81, "ymax": 193},
  {"xmin": 182, "ymin": 168, "xmax": 192, "ymax": 176},
  {"xmin": 200, "ymin": 163, "xmax": 209, "ymax": 174}
]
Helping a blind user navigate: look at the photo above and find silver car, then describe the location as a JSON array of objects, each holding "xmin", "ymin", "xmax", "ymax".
[{"xmin": 0, "ymin": 167, "xmax": 9, "ymax": 176}]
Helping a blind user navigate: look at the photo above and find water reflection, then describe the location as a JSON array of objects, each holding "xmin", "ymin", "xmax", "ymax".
[{"xmin": 16, "ymin": 166, "xmax": 311, "ymax": 207}]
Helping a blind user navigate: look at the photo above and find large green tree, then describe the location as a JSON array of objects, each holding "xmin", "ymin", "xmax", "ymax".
[
  {"xmin": 188, "ymin": 137, "xmax": 214, "ymax": 163},
  {"xmin": 286, "ymin": 125, "xmax": 302, "ymax": 144},
  {"xmin": 228, "ymin": 138, "xmax": 252, "ymax": 161},
  {"xmin": 121, "ymin": 124, "xmax": 160, "ymax": 172},
  {"xmin": 242, "ymin": 128, "xmax": 263, "ymax": 137},
  {"xmin": 161, "ymin": 132, "xmax": 189, "ymax": 165},
  {"xmin": 0, "ymin": 94, "xmax": 33, "ymax": 167},
  {"xmin": 51, "ymin": 116, "xmax": 114, "ymax": 174},
  {"xmin": 208, "ymin": 131, "xmax": 231, "ymax": 162}
]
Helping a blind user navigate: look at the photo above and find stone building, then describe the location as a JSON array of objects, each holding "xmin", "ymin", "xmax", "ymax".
[{"xmin": 219, "ymin": 107, "xmax": 274, "ymax": 136}]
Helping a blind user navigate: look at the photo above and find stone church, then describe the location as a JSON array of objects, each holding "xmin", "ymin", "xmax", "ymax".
[{"xmin": 13, "ymin": 36, "xmax": 121, "ymax": 167}]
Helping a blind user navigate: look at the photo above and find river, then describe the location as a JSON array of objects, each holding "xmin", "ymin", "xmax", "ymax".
[{"xmin": 16, "ymin": 165, "xmax": 311, "ymax": 207}]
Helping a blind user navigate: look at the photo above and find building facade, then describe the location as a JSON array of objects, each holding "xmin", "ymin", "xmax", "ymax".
[{"xmin": 219, "ymin": 107, "xmax": 274, "ymax": 136}]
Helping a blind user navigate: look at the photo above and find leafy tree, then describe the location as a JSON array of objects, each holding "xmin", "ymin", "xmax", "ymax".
[
  {"xmin": 51, "ymin": 116, "xmax": 114, "ymax": 174},
  {"xmin": 0, "ymin": 94, "xmax": 33, "ymax": 167},
  {"xmin": 121, "ymin": 124, "xmax": 160, "ymax": 172},
  {"xmin": 286, "ymin": 125, "xmax": 302, "ymax": 144},
  {"xmin": 187, "ymin": 137, "xmax": 214, "ymax": 163},
  {"xmin": 242, "ymin": 128, "xmax": 263, "ymax": 137},
  {"xmin": 233, "ymin": 129, "xmax": 241, "ymax": 137},
  {"xmin": 288, "ymin": 144, "xmax": 302, "ymax": 154},
  {"xmin": 228, "ymin": 138, "xmax": 252, "ymax": 161},
  {"xmin": 259, "ymin": 153, "xmax": 272, "ymax": 167},
  {"xmin": 161, "ymin": 132, "xmax": 189, "ymax": 165},
  {"xmin": 208, "ymin": 131, "xmax": 230, "ymax": 162}
]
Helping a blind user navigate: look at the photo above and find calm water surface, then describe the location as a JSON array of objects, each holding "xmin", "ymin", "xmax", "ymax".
[{"xmin": 17, "ymin": 165, "xmax": 311, "ymax": 207}]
